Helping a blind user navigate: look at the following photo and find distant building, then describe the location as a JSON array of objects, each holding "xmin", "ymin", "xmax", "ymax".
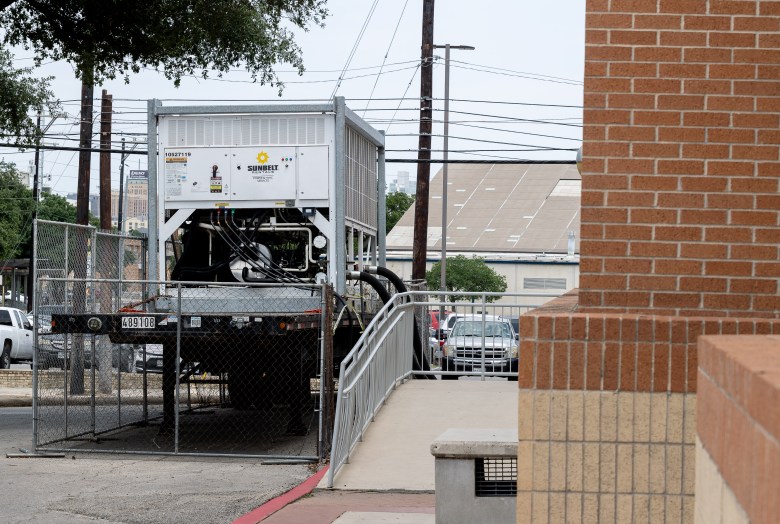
[
  {"xmin": 385, "ymin": 163, "xmax": 580, "ymax": 300},
  {"xmin": 387, "ymin": 170, "xmax": 415, "ymax": 195}
]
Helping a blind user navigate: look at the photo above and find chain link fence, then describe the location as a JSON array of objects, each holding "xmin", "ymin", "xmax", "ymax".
[{"xmin": 32, "ymin": 221, "xmax": 336, "ymax": 461}]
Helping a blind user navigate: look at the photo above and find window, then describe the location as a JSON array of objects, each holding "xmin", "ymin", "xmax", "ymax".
[
  {"xmin": 0, "ymin": 310, "xmax": 12, "ymax": 326},
  {"xmin": 523, "ymin": 278, "xmax": 567, "ymax": 290}
]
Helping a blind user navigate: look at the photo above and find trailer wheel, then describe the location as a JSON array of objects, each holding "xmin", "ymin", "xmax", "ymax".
[{"xmin": 0, "ymin": 342, "xmax": 10, "ymax": 369}]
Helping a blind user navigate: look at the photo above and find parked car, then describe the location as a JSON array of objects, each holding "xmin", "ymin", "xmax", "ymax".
[
  {"xmin": 440, "ymin": 314, "xmax": 519, "ymax": 380},
  {"xmin": 0, "ymin": 306, "xmax": 34, "ymax": 368},
  {"xmin": 38, "ymin": 335, "xmax": 139, "ymax": 373}
]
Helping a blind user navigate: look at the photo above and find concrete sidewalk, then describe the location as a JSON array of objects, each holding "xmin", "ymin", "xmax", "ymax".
[
  {"xmin": 248, "ymin": 379, "xmax": 518, "ymax": 523},
  {"xmin": 1, "ymin": 378, "xmax": 519, "ymax": 523}
]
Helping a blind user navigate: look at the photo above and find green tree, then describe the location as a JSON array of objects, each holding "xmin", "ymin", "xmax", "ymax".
[
  {"xmin": 0, "ymin": 49, "xmax": 58, "ymax": 146},
  {"xmin": 0, "ymin": 1, "xmax": 328, "ymax": 88},
  {"xmin": 425, "ymin": 255, "xmax": 507, "ymax": 302},
  {"xmin": 386, "ymin": 191, "xmax": 415, "ymax": 233}
]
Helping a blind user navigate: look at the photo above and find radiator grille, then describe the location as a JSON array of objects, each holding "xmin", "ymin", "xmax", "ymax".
[
  {"xmin": 475, "ymin": 458, "xmax": 517, "ymax": 497},
  {"xmin": 165, "ymin": 116, "xmax": 326, "ymax": 147}
]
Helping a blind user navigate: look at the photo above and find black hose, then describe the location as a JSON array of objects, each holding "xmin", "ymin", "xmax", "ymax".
[{"xmin": 356, "ymin": 267, "xmax": 434, "ymax": 378}]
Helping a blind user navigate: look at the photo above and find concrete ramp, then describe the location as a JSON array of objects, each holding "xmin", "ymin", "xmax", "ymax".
[{"xmin": 322, "ymin": 379, "xmax": 518, "ymax": 491}]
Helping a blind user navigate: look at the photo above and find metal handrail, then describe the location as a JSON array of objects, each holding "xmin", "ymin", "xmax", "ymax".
[{"xmin": 326, "ymin": 289, "xmax": 564, "ymax": 488}]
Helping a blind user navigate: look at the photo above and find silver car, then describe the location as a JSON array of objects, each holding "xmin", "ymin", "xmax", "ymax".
[{"xmin": 440, "ymin": 314, "xmax": 519, "ymax": 380}]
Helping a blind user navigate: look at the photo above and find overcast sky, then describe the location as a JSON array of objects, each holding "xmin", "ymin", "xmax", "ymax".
[{"xmin": 4, "ymin": 0, "xmax": 585, "ymax": 197}]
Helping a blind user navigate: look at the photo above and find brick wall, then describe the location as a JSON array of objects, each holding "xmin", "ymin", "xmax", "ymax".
[
  {"xmin": 695, "ymin": 335, "xmax": 780, "ymax": 524},
  {"xmin": 579, "ymin": 0, "xmax": 780, "ymax": 318}
]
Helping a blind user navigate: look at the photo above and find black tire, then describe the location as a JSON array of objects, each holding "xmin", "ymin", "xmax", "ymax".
[
  {"xmin": 441, "ymin": 373, "xmax": 458, "ymax": 380},
  {"xmin": 0, "ymin": 342, "xmax": 11, "ymax": 369}
]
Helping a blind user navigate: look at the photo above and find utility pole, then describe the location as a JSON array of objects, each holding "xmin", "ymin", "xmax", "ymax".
[
  {"xmin": 433, "ymin": 44, "xmax": 474, "ymax": 317},
  {"xmin": 76, "ymin": 81, "xmax": 94, "ymax": 226},
  {"xmin": 99, "ymin": 89, "xmax": 112, "ymax": 231},
  {"xmin": 411, "ymin": 0, "xmax": 434, "ymax": 282},
  {"xmin": 26, "ymin": 114, "xmax": 41, "ymax": 313}
]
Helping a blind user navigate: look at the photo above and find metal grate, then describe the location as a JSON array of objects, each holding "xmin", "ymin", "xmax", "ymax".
[{"xmin": 475, "ymin": 458, "xmax": 517, "ymax": 497}]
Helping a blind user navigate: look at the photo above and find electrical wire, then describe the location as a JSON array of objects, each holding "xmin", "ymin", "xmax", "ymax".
[
  {"xmin": 361, "ymin": 0, "xmax": 410, "ymax": 118},
  {"xmin": 330, "ymin": 0, "xmax": 380, "ymax": 100}
]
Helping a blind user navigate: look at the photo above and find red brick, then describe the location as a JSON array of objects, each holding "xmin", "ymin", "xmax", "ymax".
[
  {"xmin": 583, "ymin": 108, "xmax": 631, "ymax": 124},
  {"xmin": 681, "ymin": 176, "xmax": 728, "ymax": 191},
  {"xmin": 607, "ymin": 191, "xmax": 656, "ymax": 207},
  {"xmin": 758, "ymin": 65, "xmax": 780, "ymax": 80},
  {"xmin": 658, "ymin": 126, "xmax": 706, "ymax": 142},
  {"xmin": 634, "ymin": 78, "xmax": 682, "ymax": 93},
  {"xmin": 706, "ymin": 162, "xmax": 754, "ymax": 176},
  {"xmin": 670, "ymin": 344, "xmax": 687, "ymax": 393},
  {"xmin": 655, "ymin": 259, "xmax": 703, "ymax": 275},
  {"xmin": 652, "ymin": 343, "xmax": 671, "ymax": 391},
  {"xmin": 680, "ymin": 276, "xmax": 728, "ymax": 292},
  {"xmin": 581, "ymin": 190, "xmax": 605, "ymax": 206},
  {"xmin": 607, "ymin": 158, "xmax": 656, "ymax": 173},
  {"xmin": 581, "ymin": 239, "xmax": 629, "ymax": 256},
  {"xmin": 603, "ymin": 291, "xmax": 652, "ymax": 308},
  {"xmin": 756, "ymin": 194, "xmax": 780, "ymax": 208},
  {"xmin": 659, "ymin": 0, "xmax": 707, "ymax": 13},
  {"xmin": 653, "ymin": 292, "xmax": 701, "ymax": 308},
  {"xmin": 734, "ymin": 80, "xmax": 780, "ymax": 96},
  {"xmin": 705, "ymin": 260, "xmax": 754, "ymax": 276},
  {"xmin": 657, "ymin": 159, "xmax": 705, "ymax": 174},
  {"xmin": 706, "ymin": 95, "xmax": 756, "ymax": 111},
  {"xmin": 662, "ymin": 30, "xmax": 707, "ymax": 46},
  {"xmin": 680, "ymin": 209, "xmax": 729, "ymax": 224},
  {"xmin": 733, "ymin": 113, "xmax": 780, "ymax": 128},
  {"xmin": 586, "ymin": 141, "xmax": 631, "ymax": 157},
  {"xmin": 535, "ymin": 341, "xmax": 552, "ymax": 389},
  {"xmin": 759, "ymin": 33, "xmax": 780, "ymax": 48},
  {"xmin": 586, "ymin": 342, "xmax": 603, "ymax": 390},
  {"xmin": 734, "ymin": 48, "xmax": 780, "ymax": 64},
  {"xmin": 657, "ymin": 191, "xmax": 704, "ymax": 208},
  {"xmin": 732, "ymin": 245, "xmax": 778, "ymax": 260},
  {"xmin": 635, "ymin": 46, "xmax": 683, "ymax": 62},
  {"xmin": 620, "ymin": 343, "xmax": 637, "ymax": 390},
  {"xmin": 586, "ymin": 45, "xmax": 633, "ymax": 61},
  {"xmin": 584, "ymin": 78, "xmax": 633, "ymax": 94},
  {"xmin": 610, "ymin": 30, "xmax": 659, "ymax": 46},
  {"xmin": 608, "ymin": 125, "xmax": 657, "ymax": 141},
  {"xmin": 679, "ymin": 242, "xmax": 729, "ymax": 259},
  {"xmin": 584, "ymin": 174, "xmax": 629, "ymax": 190},
  {"xmin": 584, "ymin": 62, "xmax": 609, "ymax": 77},
  {"xmin": 709, "ymin": 63, "xmax": 758, "ymax": 79},
  {"xmin": 730, "ymin": 278, "xmax": 778, "ymax": 294},
  {"xmin": 609, "ymin": 62, "xmax": 659, "ymax": 78},
  {"xmin": 733, "ymin": 16, "xmax": 780, "ymax": 31},
  {"xmin": 631, "ymin": 209, "xmax": 680, "ymax": 224},
  {"xmin": 635, "ymin": 14, "xmax": 682, "ymax": 29},
  {"xmin": 684, "ymin": 14, "xmax": 732, "ymax": 30},
  {"xmin": 707, "ymin": 128, "xmax": 756, "ymax": 144},
  {"xmin": 682, "ymin": 143, "xmax": 730, "ymax": 158},
  {"xmin": 586, "ymin": 29, "xmax": 609, "ymax": 44},
  {"xmin": 654, "ymin": 225, "xmax": 703, "ymax": 241},
  {"xmin": 604, "ymin": 257, "xmax": 654, "ymax": 273},
  {"xmin": 630, "ymin": 241, "xmax": 679, "ymax": 256},
  {"xmin": 631, "ymin": 175, "xmax": 680, "ymax": 191},
  {"xmin": 682, "ymin": 112, "xmax": 732, "ymax": 127},
  {"xmin": 633, "ymin": 110, "xmax": 682, "ymax": 126},
  {"xmin": 731, "ymin": 177, "xmax": 778, "ymax": 193},
  {"xmin": 587, "ymin": 13, "xmax": 634, "ymax": 28},
  {"xmin": 754, "ymin": 295, "xmax": 780, "ymax": 310},
  {"xmin": 709, "ymin": 0, "xmax": 758, "ymax": 15},
  {"xmin": 758, "ymin": 129, "xmax": 780, "ymax": 144},
  {"xmin": 603, "ymin": 341, "xmax": 621, "ymax": 390},
  {"xmin": 607, "ymin": 93, "xmax": 656, "ymax": 109},
  {"xmin": 731, "ymin": 210, "xmax": 778, "ymax": 226},
  {"xmin": 552, "ymin": 341, "xmax": 570, "ymax": 389},
  {"xmin": 632, "ymin": 142, "xmax": 681, "ymax": 158},
  {"xmin": 629, "ymin": 275, "xmax": 678, "ymax": 290},
  {"xmin": 708, "ymin": 193, "xmax": 755, "ymax": 209},
  {"xmin": 609, "ymin": 0, "xmax": 659, "ymax": 13},
  {"xmin": 703, "ymin": 293, "xmax": 752, "ymax": 310},
  {"xmin": 757, "ymin": 162, "xmax": 780, "ymax": 176},
  {"xmin": 709, "ymin": 31, "xmax": 758, "ymax": 48},
  {"xmin": 684, "ymin": 79, "xmax": 733, "ymax": 94},
  {"xmin": 582, "ymin": 207, "xmax": 629, "ymax": 224},
  {"xmin": 684, "ymin": 47, "xmax": 732, "ymax": 63},
  {"xmin": 704, "ymin": 227, "xmax": 753, "ymax": 242},
  {"xmin": 657, "ymin": 94, "xmax": 705, "ymax": 110},
  {"xmin": 569, "ymin": 341, "xmax": 586, "ymax": 390},
  {"xmin": 659, "ymin": 63, "xmax": 707, "ymax": 78},
  {"xmin": 519, "ymin": 340, "xmax": 534, "ymax": 387},
  {"xmin": 760, "ymin": 2, "xmax": 780, "ymax": 16},
  {"xmin": 756, "ymin": 227, "xmax": 780, "ymax": 242},
  {"xmin": 733, "ymin": 145, "xmax": 779, "ymax": 160}
]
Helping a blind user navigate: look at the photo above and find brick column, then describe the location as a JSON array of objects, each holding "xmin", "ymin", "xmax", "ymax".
[{"xmin": 518, "ymin": 1, "xmax": 780, "ymax": 522}]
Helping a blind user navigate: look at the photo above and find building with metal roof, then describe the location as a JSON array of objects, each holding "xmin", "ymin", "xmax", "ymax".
[{"xmin": 385, "ymin": 163, "xmax": 581, "ymax": 298}]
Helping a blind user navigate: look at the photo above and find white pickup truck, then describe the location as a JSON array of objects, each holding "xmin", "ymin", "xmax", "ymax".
[{"xmin": 0, "ymin": 306, "xmax": 34, "ymax": 368}]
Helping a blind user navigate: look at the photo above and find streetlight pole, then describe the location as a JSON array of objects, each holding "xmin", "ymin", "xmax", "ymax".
[{"xmin": 433, "ymin": 44, "xmax": 474, "ymax": 324}]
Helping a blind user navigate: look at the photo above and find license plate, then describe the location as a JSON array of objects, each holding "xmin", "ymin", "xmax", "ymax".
[{"xmin": 121, "ymin": 316, "xmax": 155, "ymax": 329}]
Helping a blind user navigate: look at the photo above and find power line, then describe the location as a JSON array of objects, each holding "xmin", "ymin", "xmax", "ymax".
[{"xmin": 331, "ymin": 0, "xmax": 380, "ymax": 100}]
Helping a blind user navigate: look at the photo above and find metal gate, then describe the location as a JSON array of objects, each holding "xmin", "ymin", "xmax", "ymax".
[{"xmin": 32, "ymin": 221, "xmax": 333, "ymax": 461}]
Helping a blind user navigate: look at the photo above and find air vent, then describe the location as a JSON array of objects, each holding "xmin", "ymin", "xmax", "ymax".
[
  {"xmin": 475, "ymin": 458, "xmax": 517, "ymax": 497},
  {"xmin": 163, "ymin": 116, "xmax": 327, "ymax": 147},
  {"xmin": 524, "ymin": 278, "xmax": 567, "ymax": 290}
]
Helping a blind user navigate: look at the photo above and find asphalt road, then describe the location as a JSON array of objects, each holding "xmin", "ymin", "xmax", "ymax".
[{"xmin": 0, "ymin": 406, "xmax": 315, "ymax": 524}]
